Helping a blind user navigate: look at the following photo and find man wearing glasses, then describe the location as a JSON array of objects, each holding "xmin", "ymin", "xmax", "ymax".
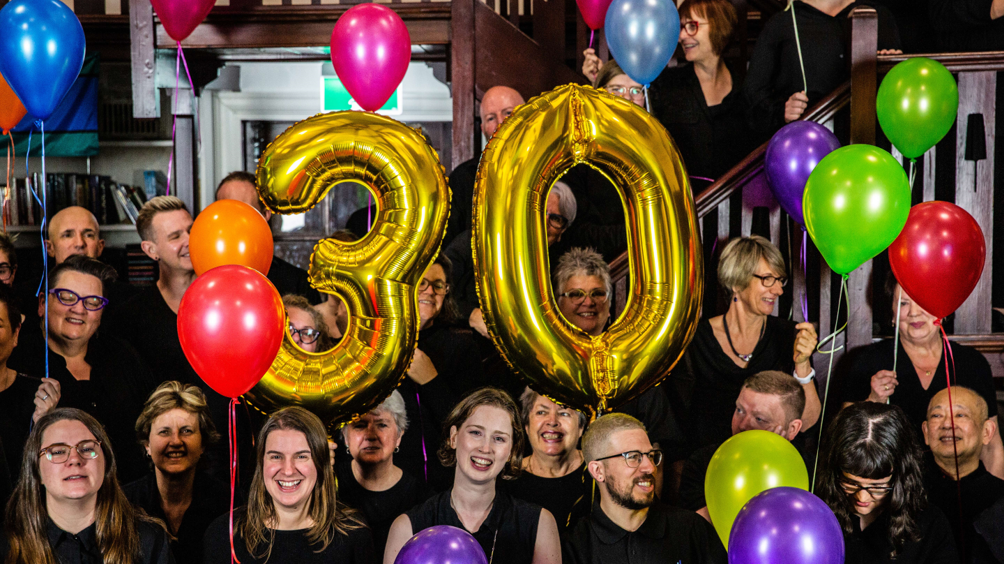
[{"xmin": 563, "ymin": 413, "xmax": 727, "ymax": 563}]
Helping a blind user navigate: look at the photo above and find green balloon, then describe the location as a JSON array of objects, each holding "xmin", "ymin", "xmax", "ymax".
[
  {"xmin": 876, "ymin": 57, "xmax": 958, "ymax": 159},
  {"xmin": 705, "ymin": 430, "xmax": 809, "ymax": 549}
]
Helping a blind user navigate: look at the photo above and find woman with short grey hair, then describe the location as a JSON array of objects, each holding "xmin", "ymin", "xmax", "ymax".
[{"xmin": 337, "ymin": 390, "xmax": 432, "ymax": 556}]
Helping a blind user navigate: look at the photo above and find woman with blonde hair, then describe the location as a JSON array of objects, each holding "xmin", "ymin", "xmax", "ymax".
[
  {"xmin": 201, "ymin": 406, "xmax": 373, "ymax": 563},
  {"xmin": 0, "ymin": 408, "xmax": 172, "ymax": 564}
]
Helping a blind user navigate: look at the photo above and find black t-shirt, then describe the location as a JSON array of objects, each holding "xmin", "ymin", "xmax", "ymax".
[
  {"xmin": 923, "ymin": 455, "xmax": 1004, "ymax": 564},
  {"xmin": 844, "ymin": 506, "xmax": 959, "ymax": 563},
  {"xmin": 836, "ymin": 339, "xmax": 998, "ymax": 433},
  {"xmin": 335, "ymin": 466, "xmax": 432, "ymax": 556},
  {"xmin": 616, "ymin": 387, "xmax": 688, "ymax": 463},
  {"xmin": 929, "ymin": 0, "xmax": 1004, "ymax": 51},
  {"xmin": 0, "ymin": 518, "xmax": 174, "ymax": 564},
  {"xmin": 406, "ymin": 490, "xmax": 542, "ymax": 564},
  {"xmin": 202, "ymin": 511, "xmax": 374, "ymax": 564},
  {"xmin": 445, "ymin": 157, "xmax": 479, "ymax": 249},
  {"xmin": 268, "ymin": 256, "xmax": 322, "ymax": 305},
  {"xmin": 0, "ymin": 373, "xmax": 42, "ymax": 506},
  {"xmin": 123, "ymin": 471, "xmax": 233, "ymax": 564},
  {"xmin": 501, "ymin": 463, "xmax": 592, "ymax": 535},
  {"xmin": 562, "ymin": 501, "xmax": 727, "ymax": 564}
]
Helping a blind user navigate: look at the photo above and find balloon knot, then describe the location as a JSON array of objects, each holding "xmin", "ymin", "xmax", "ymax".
[
  {"xmin": 32, "ymin": 120, "xmax": 43, "ymax": 130},
  {"xmin": 934, "ymin": 318, "xmax": 943, "ymax": 327}
]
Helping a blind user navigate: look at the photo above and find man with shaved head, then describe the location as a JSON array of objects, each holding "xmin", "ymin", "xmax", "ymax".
[
  {"xmin": 46, "ymin": 206, "xmax": 105, "ymax": 263},
  {"xmin": 922, "ymin": 386, "xmax": 1004, "ymax": 563}
]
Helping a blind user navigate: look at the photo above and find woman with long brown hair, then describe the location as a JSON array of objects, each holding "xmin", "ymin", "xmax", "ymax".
[
  {"xmin": 201, "ymin": 406, "xmax": 373, "ymax": 563},
  {"xmin": 0, "ymin": 408, "xmax": 172, "ymax": 564}
]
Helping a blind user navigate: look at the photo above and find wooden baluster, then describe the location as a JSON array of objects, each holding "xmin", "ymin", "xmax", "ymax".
[
  {"xmin": 533, "ymin": 0, "xmax": 565, "ymax": 66},
  {"xmin": 129, "ymin": 0, "xmax": 158, "ymax": 119},
  {"xmin": 717, "ymin": 199, "xmax": 730, "ymax": 249},
  {"xmin": 954, "ymin": 72, "xmax": 996, "ymax": 335},
  {"xmin": 923, "ymin": 148, "xmax": 936, "ymax": 203},
  {"xmin": 451, "ymin": 0, "xmax": 477, "ymax": 169},
  {"xmin": 817, "ymin": 262, "xmax": 833, "ymax": 387},
  {"xmin": 509, "ymin": 0, "xmax": 519, "ymax": 25},
  {"xmin": 792, "ymin": 220, "xmax": 807, "ymax": 323}
]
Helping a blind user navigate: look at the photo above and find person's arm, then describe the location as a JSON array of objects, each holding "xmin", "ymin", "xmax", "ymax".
[
  {"xmin": 982, "ymin": 415, "xmax": 1004, "ymax": 479},
  {"xmin": 793, "ymin": 322, "xmax": 820, "ymax": 429},
  {"xmin": 742, "ymin": 16, "xmax": 788, "ymax": 135},
  {"xmin": 383, "ymin": 514, "xmax": 414, "ymax": 564},
  {"xmin": 532, "ymin": 509, "xmax": 562, "ymax": 564},
  {"xmin": 994, "ymin": 0, "xmax": 1004, "ymax": 19}
]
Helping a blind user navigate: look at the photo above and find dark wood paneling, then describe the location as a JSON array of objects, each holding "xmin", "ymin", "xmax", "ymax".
[
  {"xmin": 451, "ymin": 0, "xmax": 477, "ymax": 168},
  {"xmin": 533, "ymin": 0, "xmax": 564, "ymax": 64},
  {"xmin": 128, "ymin": 0, "xmax": 158, "ymax": 118}
]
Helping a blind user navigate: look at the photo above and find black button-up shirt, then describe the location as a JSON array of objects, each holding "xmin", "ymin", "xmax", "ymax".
[
  {"xmin": 39, "ymin": 518, "xmax": 173, "ymax": 564},
  {"xmin": 563, "ymin": 502, "xmax": 727, "ymax": 564}
]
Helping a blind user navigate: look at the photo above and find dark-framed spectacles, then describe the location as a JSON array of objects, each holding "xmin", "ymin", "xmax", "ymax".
[
  {"xmin": 418, "ymin": 279, "xmax": 450, "ymax": 295},
  {"xmin": 595, "ymin": 449, "xmax": 663, "ymax": 468},
  {"xmin": 48, "ymin": 288, "xmax": 109, "ymax": 311},
  {"xmin": 750, "ymin": 274, "xmax": 788, "ymax": 288},
  {"xmin": 547, "ymin": 213, "xmax": 569, "ymax": 231},
  {"xmin": 839, "ymin": 479, "xmax": 893, "ymax": 497},
  {"xmin": 604, "ymin": 85, "xmax": 645, "ymax": 97},
  {"xmin": 40, "ymin": 440, "xmax": 102, "ymax": 464},
  {"xmin": 288, "ymin": 325, "xmax": 322, "ymax": 344},
  {"xmin": 558, "ymin": 289, "xmax": 608, "ymax": 305},
  {"xmin": 0, "ymin": 262, "xmax": 14, "ymax": 282},
  {"xmin": 682, "ymin": 20, "xmax": 702, "ymax": 35}
]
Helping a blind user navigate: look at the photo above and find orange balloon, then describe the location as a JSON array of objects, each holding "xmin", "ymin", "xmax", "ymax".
[
  {"xmin": 190, "ymin": 199, "xmax": 274, "ymax": 276},
  {"xmin": 0, "ymin": 73, "xmax": 27, "ymax": 135}
]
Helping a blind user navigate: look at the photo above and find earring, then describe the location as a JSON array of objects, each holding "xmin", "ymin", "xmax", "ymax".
[
  {"xmin": 345, "ymin": 445, "xmax": 350, "ymax": 454},
  {"xmin": 395, "ymin": 447, "xmax": 400, "ymax": 453},
  {"xmin": 733, "ymin": 296, "xmax": 738, "ymax": 302}
]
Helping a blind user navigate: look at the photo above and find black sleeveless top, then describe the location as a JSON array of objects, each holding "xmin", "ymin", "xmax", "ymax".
[{"xmin": 406, "ymin": 489, "xmax": 541, "ymax": 564}]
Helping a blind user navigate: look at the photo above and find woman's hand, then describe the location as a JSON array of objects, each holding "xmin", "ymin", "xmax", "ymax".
[
  {"xmin": 877, "ymin": 49, "xmax": 903, "ymax": 56},
  {"xmin": 784, "ymin": 91, "xmax": 809, "ymax": 122},
  {"xmin": 793, "ymin": 322, "xmax": 818, "ymax": 367},
  {"xmin": 582, "ymin": 48, "xmax": 602, "ymax": 83},
  {"xmin": 407, "ymin": 348, "xmax": 439, "ymax": 385},
  {"xmin": 33, "ymin": 378, "xmax": 60, "ymax": 423},
  {"xmin": 867, "ymin": 370, "xmax": 898, "ymax": 403}
]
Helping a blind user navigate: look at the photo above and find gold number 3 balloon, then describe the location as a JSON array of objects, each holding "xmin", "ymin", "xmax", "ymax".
[
  {"xmin": 245, "ymin": 111, "xmax": 450, "ymax": 428},
  {"xmin": 474, "ymin": 84, "xmax": 703, "ymax": 416}
]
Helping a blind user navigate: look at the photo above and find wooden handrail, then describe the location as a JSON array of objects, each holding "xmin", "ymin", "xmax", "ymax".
[{"xmin": 877, "ymin": 51, "xmax": 1004, "ymax": 73}]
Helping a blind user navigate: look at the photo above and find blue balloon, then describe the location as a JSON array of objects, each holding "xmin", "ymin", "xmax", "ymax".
[
  {"xmin": 604, "ymin": 0, "xmax": 679, "ymax": 86},
  {"xmin": 0, "ymin": 0, "xmax": 85, "ymax": 121}
]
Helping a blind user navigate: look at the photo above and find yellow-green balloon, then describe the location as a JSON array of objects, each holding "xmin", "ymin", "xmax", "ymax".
[
  {"xmin": 705, "ymin": 430, "xmax": 809, "ymax": 548},
  {"xmin": 876, "ymin": 57, "xmax": 958, "ymax": 159}
]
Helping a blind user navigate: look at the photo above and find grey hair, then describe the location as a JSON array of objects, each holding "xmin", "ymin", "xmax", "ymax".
[
  {"xmin": 717, "ymin": 235, "xmax": 786, "ymax": 295},
  {"xmin": 553, "ymin": 247, "xmax": 612, "ymax": 297},
  {"xmin": 340, "ymin": 390, "xmax": 409, "ymax": 442},
  {"xmin": 519, "ymin": 387, "xmax": 588, "ymax": 430},
  {"xmin": 550, "ymin": 181, "xmax": 577, "ymax": 226}
]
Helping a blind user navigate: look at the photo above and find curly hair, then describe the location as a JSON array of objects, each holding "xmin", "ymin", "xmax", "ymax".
[{"xmin": 815, "ymin": 402, "xmax": 926, "ymax": 557}]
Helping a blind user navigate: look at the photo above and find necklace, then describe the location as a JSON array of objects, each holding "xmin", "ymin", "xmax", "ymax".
[
  {"xmin": 723, "ymin": 315, "xmax": 765, "ymax": 363},
  {"xmin": 450, "ymin": 494, "xmax": 497, "ymax": 564}
]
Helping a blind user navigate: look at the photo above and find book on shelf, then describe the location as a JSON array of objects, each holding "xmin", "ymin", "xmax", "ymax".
[
  {"xmin": 112, "ymin": 185, "xmax": 139, "ymax": 224},
  {"xmin": 143, "ymin": 171, "xmax": 167, "ymax": 201}
]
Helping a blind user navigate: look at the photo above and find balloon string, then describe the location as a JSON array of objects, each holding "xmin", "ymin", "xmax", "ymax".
[
  {"xmin": 229, "ymin": 397, "xmax": 241, "ymax": 564},
  {"xmin": 178, "ymin": 43, "xmax": 201, "ymax": 172},
  {"xmin": 367, "ymin": 193, "xmax": 373, "ymax": 233},
  {"xmin": 787, "ymin": 0, "xmax": 808, "ymax": 95},
  {"xmin": 800, "ymin": 230, "xmax": 808, "ymax": 322},
  {"xmin": 414, "ymin": 389, "xmax": 428, "ymax": 482},
  {"xmin": 589, "ymin": 29, "xmax": 595, "ymax": 50},
  {"xmin": 908, "ymin": 159, "xmax": 917, "ymax": 190},
  {"xmin": 934, "ymin": 318, "xmax": 964, "ymax": 560},
  {"xmin": 4, "ymin": 133, "xmax": 12, "ymax": 232},
  {"xmin": 690, "ymin": 175, "xmax": 715, "ymax": 183},
  {"xmin": 166, "ymin": 43, "xmax": 181, "ymax": 193},
  {"xmin": 643, "ymin": 84, "xmax": 651, "ymax": 113},
  {"xmin": 891, "ymin": 287, "xmax": 902, "ymax": 396},
  {"xmin": 812, "ymin": 274, "xmax": 849, "ymax": 491}
]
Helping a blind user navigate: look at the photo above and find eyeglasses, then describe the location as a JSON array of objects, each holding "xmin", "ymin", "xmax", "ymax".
[
  {"xmin": 595, "ymin": 449, "xmax": 663, "ymax": 468},
  {"xmin": 418, "ymin": 279, "xmax": 450, "ymax": 295},
  {"xmin": 558, "ymin": 289, "xmax": 609, "ymax": 305},
  {"xmin": 604, "ymin": 85, "xmax": 645, "ymax": 97},
  {"xmin": 0, "ymin": 263, "xmax": 14, "ymax": 282},
  {"xmin": 48, "ymin": 288, "xmax": 109, "ymax": 311},
  {"xmin": 40, "ymin": 440, "xmax": 102, "ymax": 463},
  {"xmin": 682, "ymin": 20, "xmax": 703, "ymax": 35},
  {"xmin": 750, "ymin": 274, "xmax": 788, "ymax": 288},
  {"xmin": 840, "ymin": 479, "xmax": 893, "ymax": 497},
  {"xmin": 288, "ymin": 325, "xmax": 322, "ymax": 344},
  {"xmin": 547, "ymin": 213, "xmax": 569, "ymax": 231}
]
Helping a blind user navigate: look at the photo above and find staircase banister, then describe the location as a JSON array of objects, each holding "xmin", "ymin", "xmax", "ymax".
[{"xmin": 876, "ymin": 51, "xmax": 1004, "ymax": 73}]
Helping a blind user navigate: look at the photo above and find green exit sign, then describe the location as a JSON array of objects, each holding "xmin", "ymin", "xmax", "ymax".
[{"xmin": 320, "ymin": 77, "xmax": 402, "ymax": 114}]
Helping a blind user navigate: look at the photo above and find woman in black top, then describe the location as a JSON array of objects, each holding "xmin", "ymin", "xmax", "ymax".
[
  {"xmin": 202, "ymin": 407, "xmax": 373, "ymax": 564},
  {"xmin": 337, "ymin": 390, "xmax": 432, "ymax": 555},
  {"xmin": 838, "ymin": 274, "xmax": 1003, "ymax": 477},
  {"xmin": 124, "ymin": 381, "xmax": 230, "ymax": 564},
  {"xmin": 1, "ymin": 408, "xmax": 172, "ymax": 564},
  {"xmin": 816, "ymin": 402, "xmax": 958, "ymax": 563},
  {"xmin": 384, "ymin": 388, "xmax": 561, "ymax": 564},
  {"xmin": 671, "ymin": 236, "xmax": 820, "ymax": 451}
]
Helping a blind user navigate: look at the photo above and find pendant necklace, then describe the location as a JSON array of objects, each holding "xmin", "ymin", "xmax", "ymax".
[{"xmin": 724, "ymin": 315, "xmax": 765, "ymax": 363}]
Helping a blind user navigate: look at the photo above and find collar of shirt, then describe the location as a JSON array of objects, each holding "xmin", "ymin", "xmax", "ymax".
[
  {"xmin": 590, "ymin": 501, "xmax": 667, "ymax": 545},
  {"xmin": 47, "ymin": 518, "xmax": 102, "ymax": 560}
]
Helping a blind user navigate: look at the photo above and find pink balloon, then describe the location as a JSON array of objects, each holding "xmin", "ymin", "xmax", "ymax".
[
  {"xmin": 330, "ymin": 4, "xmax": 411, "ymax": 112},
  {"xmin": 150, "ymin": 0, "xmax": 216, "ymax": 42},
  {"xmin": 577, "ymin": 0, "xmax": 614, "ymax": 30}
]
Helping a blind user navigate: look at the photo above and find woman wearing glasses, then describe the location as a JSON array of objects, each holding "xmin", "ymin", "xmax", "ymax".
[
  {"xmin": 816, "ymin": 402, "xmax": 957, "ymax": 563},
  {"xmin": 8, "ymin": 255, "xmax": 156, "ymax": 483},
  {"xmin": 384, "ymin": 387, "xmax": 561, "ymax": 564},
  {"xmin": 283, "ymin": 295, "xmax": 333, "ymax": 353},
  {"xmin": 1, "ymin": 408, "xmax": 172, "ymax": 564},
  {"xmin": 673, "ymin": 236, "xmax": 820, "ymax": 453}
]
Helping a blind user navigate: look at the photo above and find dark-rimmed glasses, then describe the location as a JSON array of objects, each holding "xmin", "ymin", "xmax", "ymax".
[
  {"xmin": 595, "ymin": 449, "xmax": 663, "ymax": 468},
  {"xmin": 288, "ymin": 325, "xmax": 322, "ymax": 344},
  {"xmin": 40, "ymin": 440, "xmax": 102, "ymax": 463},
  {"xmin": 547, "ymin": 213, "xmax": 569, "ymax": 231},
  {"xmin": 840, "ymin": 478, "xmax": 893, "ymax": 497},
  {"xmin": 604, "ymin": 85, "xmax": 645, "ymax": 97},
  {"xmin": 0, "ymin": 263, "xmax": 14, "ymax": 282},
  {"xmin": 750, "ymin": 274, "xmax": 788, "ymax": 288},
  {"xmin": 418, "ymin": 279, "xmax": 451, "ymax": 295},
  {"xmin": 48, "ymin": 288, "xmax": 109, "ymax": 311},
  {"xmin": 558, "ymin": 289, "xmax": 609, "ymax": 305}
]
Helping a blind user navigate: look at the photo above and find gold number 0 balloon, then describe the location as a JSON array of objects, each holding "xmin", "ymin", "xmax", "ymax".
[
  {"xmin": 474, "ymin": 84, "xmax": 703, "ymax": 417},
  {"xmin": 245, "ymin": 111, "xmax": 450, "ymax": 428}
]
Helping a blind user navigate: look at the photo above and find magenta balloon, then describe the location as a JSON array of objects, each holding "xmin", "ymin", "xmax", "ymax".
[
  {"xmin": 729, "ymin": 487, "xmax": 844, "ymax": 564},
  {"xmin": 330, "ymin": 4, "xmax": 411, "ymax": 112},
  {"xmin": 764, "ymin": 121, "xmax": 841, "ymax": 226},
  {"xmin": 150, "ymin": 0, "xmax": 216, "ymax": 42},
  {"xmin": 394, "ymin": 526, "xmax": 487, "ymax": 564},
  {"xmin": 577, "ymin": 0, "xmax": 614, "ymax": 30}
]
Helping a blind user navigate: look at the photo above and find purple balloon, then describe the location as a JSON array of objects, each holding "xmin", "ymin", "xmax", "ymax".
[
  {"xmin": 729, "ymin": 487, "xmax": 844, "ymax": 564},
  {"xmin": 765, "ymin": 121, "xmax": 841, "ymax": 226},
  {"xmin": 394, "ymin": 525, "xmax": 488, "ymax": 564}
]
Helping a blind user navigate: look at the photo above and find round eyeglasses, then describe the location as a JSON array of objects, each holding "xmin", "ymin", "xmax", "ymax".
[
  {"xmin": 604, "ymin": 85, "xmax": 645, "ymax": 97},
  {"xmin": 418, "ymin": 279, "xmax": 450, "ymax": 295},
  {"xmin": 289, "ymin": 325, "xmax": 322, "ymax": 344},
  {"xmin": 40, "ymin": 440, "xmax": 102, "ymax": 464}
]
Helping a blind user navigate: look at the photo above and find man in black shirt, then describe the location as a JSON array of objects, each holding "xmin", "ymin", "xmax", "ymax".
[
  {"xmin": 929, "ymin": 0, "xmax": 1004, "ymax": 51},
  {"xmin": 215, "ymin": 170, "xmax": 322, "ymax": 304},
  {"xmin": 563, "ymin": 413, "xmax": 726, "ymax": 564},
  {"xmin": 922, "ymin": 386, "xmax": 1004, "ymax": 563}
]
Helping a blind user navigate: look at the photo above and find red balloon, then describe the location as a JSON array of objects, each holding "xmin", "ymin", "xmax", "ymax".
[
  {"xmin": 888, "ymin": 201, "xmax": 985, "ymax": 320},
  {"xmin": 0, "ymin": 73, "xmax": 26, "ymax": 135},
  {"xmin": 178, "ymin": 265, "xmax": 285, "ymax": 398},
  {"xmin": 577, "ymin": 0, "xmax": 614, "ymax": 30},
  {"xmin": 150, "ymin": 0, "xmax": 216, "ymax": 42},
  {"xmin": 189, "ymin": 199, "xmax": 273, "ymax": 276},
  {"xmin": 330, "ymin": 4, "xmax": 411, "ymax": 112}
]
